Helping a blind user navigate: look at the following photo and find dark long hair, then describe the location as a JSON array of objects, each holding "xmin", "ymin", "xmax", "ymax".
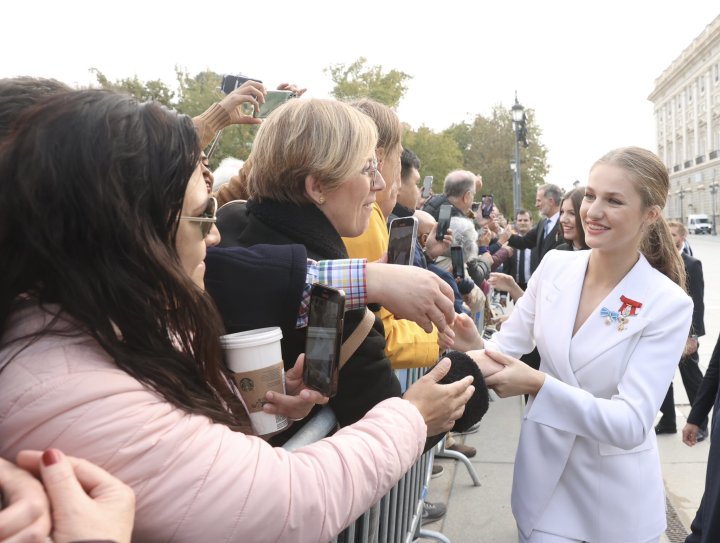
[
  {"xmin": 0, "ymin": 90, "xmax": 252, "ymax": 432},
  {"xmin": 560, "ymin": 187, "xmax": 588, "ymax": 250}
]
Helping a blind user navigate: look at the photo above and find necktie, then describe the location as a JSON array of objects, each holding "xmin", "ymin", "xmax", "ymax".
[
  {"xmin": 544, "ymin": 220, "xmax": 551, "ymax": 238},
  {"xmin": 518, "ymin": 249, "xmax": 526, "ymax": 286}
]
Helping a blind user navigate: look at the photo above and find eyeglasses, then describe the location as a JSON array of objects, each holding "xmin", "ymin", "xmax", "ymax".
[
  {"xmin": 180, "ymin": 196, "xmax": 217, "ymax": 238},
  {"xmin": 362, "ymin": 159, "xmax": 379, "ymax": 187}
]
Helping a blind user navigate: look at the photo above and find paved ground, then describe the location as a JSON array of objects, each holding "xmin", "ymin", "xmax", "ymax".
[{"xmin": 420, "ymin": 234, "xmax": 719, "ymax": 542}]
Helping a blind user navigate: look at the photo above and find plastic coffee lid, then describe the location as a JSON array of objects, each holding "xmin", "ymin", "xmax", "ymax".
[{"xmin": 219, "ymin": 327, "xmax": 283, "ymax": 349}]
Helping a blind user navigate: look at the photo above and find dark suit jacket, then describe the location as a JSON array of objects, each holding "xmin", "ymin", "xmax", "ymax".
[
  {"xmin": 683, "ymin": 252, "xmax": 705, "ymax": 338},
  {"xmin": 503, "ymin": 246, "xmax": 530, "ymax": 291},
  {"xmin": 507, "ymin": 217, "xmax": 563, "ymax": 272},
  {"xmin": 685, "ymin": 332, "xmax": 720, "ymax": 543}
]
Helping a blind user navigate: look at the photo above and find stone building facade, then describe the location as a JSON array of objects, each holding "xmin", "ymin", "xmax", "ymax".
[{"xmin": 649, "ymin": 15, "xmax": 720, "ymax": 233}]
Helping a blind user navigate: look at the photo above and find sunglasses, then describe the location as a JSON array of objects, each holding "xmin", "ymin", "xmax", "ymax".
[{"xmin": 180, "ymin": 196, "xmax": 217, "ymax": 238}]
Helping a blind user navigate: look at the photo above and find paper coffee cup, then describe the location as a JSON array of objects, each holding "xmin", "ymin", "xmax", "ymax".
[{"xmin": 220, "ymin": 327, "xmax": 289, "ymax": 435}]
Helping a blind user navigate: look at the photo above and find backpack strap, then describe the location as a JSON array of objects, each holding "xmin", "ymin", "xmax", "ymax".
[{"xmin": 339, "ymin": 308, "xmax": 376, "ymax": 369}]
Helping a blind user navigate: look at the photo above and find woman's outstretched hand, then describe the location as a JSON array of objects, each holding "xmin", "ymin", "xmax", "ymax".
[
  {"xmin": 440, "ymin": 313, "xmax": 484, "ymax": 352},
  {"xmin": 403, "ymin": 358, "xmax": 475, "ymax": 436}
]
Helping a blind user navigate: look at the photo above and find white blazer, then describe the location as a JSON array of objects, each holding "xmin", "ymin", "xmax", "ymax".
[{"xmin": 486, "ymin": 249, "xmax": 692, "ymax": 542}]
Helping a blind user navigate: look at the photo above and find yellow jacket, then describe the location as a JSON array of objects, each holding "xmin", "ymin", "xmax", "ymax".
[{"xmin": 343, "ymin": 203, "xmax": 439, "ymax": 369}]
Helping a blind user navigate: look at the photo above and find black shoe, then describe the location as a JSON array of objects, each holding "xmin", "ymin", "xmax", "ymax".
[
  {"xmin": 655, "ymin": 423, "xmax": 677, "ymax": 435},
  {"xmin": 421, "ymin": 501, "xmax": 447, "ymax": 524},
  {"xmin": 697, "ymin": 429, "xmax": 708, "ymax": 442}
]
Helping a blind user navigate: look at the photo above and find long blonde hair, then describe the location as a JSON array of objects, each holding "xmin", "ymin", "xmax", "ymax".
[{"xmin": 591, "ymin": 146, "xmax": 686, "ymax": 289}]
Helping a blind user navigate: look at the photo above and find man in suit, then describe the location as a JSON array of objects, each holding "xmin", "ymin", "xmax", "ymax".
[
  {"xmin": 656, "ymin": 221, "xmax": 707, "ymax": 438},
  {"xmin": 498, "ymin": 183, "xmax": 563, "ymax": 272},
  {"xmin": 503, "ymin": 209, "xmax": 533, "ymax": 291},
  {"xmin": 683, "ymin": 331, "xmax": 720, "ymax": 543}
]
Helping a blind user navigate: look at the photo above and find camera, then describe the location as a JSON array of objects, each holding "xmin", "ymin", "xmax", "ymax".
[{"xmin": 466, "ymin": 256, "xmax": 490, "ymax": 286}]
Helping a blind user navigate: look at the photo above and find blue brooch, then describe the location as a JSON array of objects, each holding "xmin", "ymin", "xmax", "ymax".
[{"xmin": 600, "ymin": 296, "xmax": 642, "ymax": 332}]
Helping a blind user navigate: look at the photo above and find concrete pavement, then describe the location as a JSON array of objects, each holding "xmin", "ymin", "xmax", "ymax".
[{"xmin": 420, "ymin": 235, "xmax": 719, "ymax": 542}]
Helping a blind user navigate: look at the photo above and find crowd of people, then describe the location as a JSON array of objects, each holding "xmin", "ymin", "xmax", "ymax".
[{"xmin": 0, "ymin": 75, "xmax": 718, "ymax": 543}]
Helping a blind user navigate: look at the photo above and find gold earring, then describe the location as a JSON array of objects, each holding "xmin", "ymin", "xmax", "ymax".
[{"xmin": 318, "ymin": 195, "xmax": 325, "ymax": 205}]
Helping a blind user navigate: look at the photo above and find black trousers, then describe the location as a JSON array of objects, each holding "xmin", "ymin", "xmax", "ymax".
[
  {"xmin": 685, "ymin": 408, "xmax": 720, "ymax": 543},
  {"xmin": 659, "ymin": 351, "xmax": 708, "ymax": 431}
]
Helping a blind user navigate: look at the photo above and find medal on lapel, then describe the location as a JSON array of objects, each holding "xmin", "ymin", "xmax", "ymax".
[{"xmin": 600, "ymin": 295, "xmax": 642, "ymax": 332}]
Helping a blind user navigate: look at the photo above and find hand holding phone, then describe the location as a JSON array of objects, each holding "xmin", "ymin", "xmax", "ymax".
[
  {"xmin": 436, "ymin": 204, "xmax": 453, "ymax": 241},
  {"xmin": 303, "ymin": 285, "xmax": 345, "ymax": 397},
  {"xmin": 388, "ymin": 217, "xmax": 418, "ymax": 266},
  {"xmin": 422, "ymin": 176, "xmax": 433, "ymax": 199},
  {"xmin": 481, "ymin": 194, "xmax": 494, "ymax": 218}
]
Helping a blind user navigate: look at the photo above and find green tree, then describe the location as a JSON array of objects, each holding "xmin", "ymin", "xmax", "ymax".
[
  {"xmin": 401, "ymin": 126, "xmax": 463, "ymax": 193},
  {"xmin": 444, "ymin": 104, "xmax": 549, "ymax": 217},
  {"xmin": 89, "ymin": 68, "xmax": 175, "ymax": 107},
  {"xmin": 325, "ymin": 57, "xmax": 412, "ymax": 108}
]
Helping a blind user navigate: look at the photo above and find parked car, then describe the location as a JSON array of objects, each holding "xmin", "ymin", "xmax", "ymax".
[{"xmin": 687, "ymin": 214, "xmax": 712, "ymax": 235}]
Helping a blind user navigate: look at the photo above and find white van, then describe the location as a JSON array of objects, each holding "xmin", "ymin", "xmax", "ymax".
[{"xmin": 687, "ymin": 214, "xmax": 712, "ymax": 234}]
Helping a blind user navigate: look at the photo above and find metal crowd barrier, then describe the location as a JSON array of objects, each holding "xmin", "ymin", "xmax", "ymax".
[{"xmin": 283, "ymin": 367, "xmax": 452, "ymax": 543}]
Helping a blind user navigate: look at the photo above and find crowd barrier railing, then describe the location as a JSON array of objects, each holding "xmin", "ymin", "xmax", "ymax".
[{"xmin": 282, "ymin": 367, "xmax": 453, "ymax": 543}]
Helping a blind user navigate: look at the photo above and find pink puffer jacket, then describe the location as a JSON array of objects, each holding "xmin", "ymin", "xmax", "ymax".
[{"xmin": 0, "ymin": 305, "xmax": 426, "ymax": 542}]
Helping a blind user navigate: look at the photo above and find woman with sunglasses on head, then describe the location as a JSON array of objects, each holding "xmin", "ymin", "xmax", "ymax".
[{"xmin": 0, "ymin": 90, "xmax": 474, "ymax": 543}]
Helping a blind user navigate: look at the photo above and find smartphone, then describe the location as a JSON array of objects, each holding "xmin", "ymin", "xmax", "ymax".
[
  {"xmin": 481, "ymin": 194, "xmax": 494, "ymax": 218},
  {"xmin": 388, "ymin": 216, "xmax": 418, "ymax": 266},
  {"xmin": 303, "ymin": 285, "xmax": 345, "ymax": 397},
  {"xmin": 220, "ymin": 74, "xmax": 262, "ymax": 94},
  {"xmin": 421, "ymin": 176, "xmax": 433, "ymax": 199},
  {"xmin": 436, "ymin": 204, "xmax": 453, "ymax": 241},
  {"xmin": 450, "ymin": 245, "xmax": 465, "ymax": 278},
  {"xmin": 471, "ymin": 202, "xmax": 480, "ymax": 213},
  {"xmin": 253, "ymin": 90, "xmax": 296, "ymax": 119}
]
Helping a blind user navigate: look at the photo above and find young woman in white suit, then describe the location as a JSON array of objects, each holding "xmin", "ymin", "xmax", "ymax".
[{"xmin": 448, "ymin": 147, "xmax": 693, "ymax": 542}]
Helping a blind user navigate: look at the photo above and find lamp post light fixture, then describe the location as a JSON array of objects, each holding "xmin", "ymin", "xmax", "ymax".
[
  {"xmin": 710, "ymin": 178, "xmax": 719, "ymax": 235},
  {"xmin": 511, "ymin": 92, "xmax": 528, "ymax": 214}
]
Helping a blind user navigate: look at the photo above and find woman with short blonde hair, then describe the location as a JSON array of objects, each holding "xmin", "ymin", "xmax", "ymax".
[{"xmin": 246, "ymin": 98, "xmax": 378, "ymax": 206}]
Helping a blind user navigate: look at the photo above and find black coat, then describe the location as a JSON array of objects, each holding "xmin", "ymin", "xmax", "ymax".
[
  {"xmin": 507, "ymin": 217, "xmax": 563, "ymax": 272},
  {"xmin": 422, "ymin": 194, "xmax": 466, "ymax": 222},
  {"xmin": 209, "ymin": 199, "xmax": 401, "ymax": 433},
  {"xmin": 683, "ymin": 252, "xmax": 705, "ymax": 337},
  {"xmin": 685, "ymin": 332, "xmax": 720, "ymax": 543}
]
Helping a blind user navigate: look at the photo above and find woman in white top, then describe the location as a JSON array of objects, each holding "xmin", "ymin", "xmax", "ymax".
[{"xmin": 450, "ymin": 146, "xmax": 693, "ymax": 543}]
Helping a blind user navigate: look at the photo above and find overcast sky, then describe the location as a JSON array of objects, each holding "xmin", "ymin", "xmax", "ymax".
[{"xmin": 3, "ymin": 1, "xmax": 718, "ymax": 193}]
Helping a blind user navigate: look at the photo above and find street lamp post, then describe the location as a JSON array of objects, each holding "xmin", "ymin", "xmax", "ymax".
[
  {"xmin": 677, "ymin": 186, "xmax": 687, "ymax": 224},
  {"xmin": 710, "ymin": 179, "xmax": 719, "ymax": 235},
  {"xmin": 511, "ymin": 92, "xmax": 528, "ymax": 214}
]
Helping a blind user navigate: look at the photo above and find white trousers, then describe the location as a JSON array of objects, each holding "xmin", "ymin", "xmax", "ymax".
[{"xmin": 519, "ymin": 530, "xmax": 659, "ymax": 543}]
